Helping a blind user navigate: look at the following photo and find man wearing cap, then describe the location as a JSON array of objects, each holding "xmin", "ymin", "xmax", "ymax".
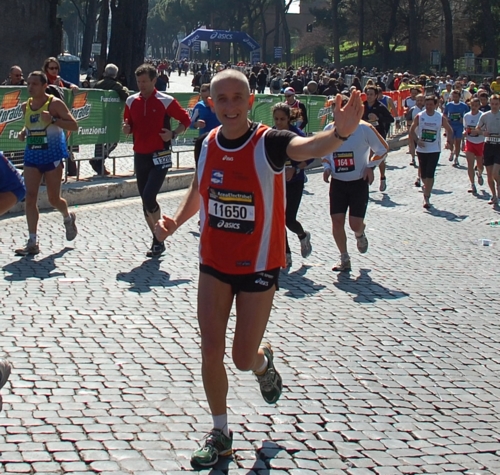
[{"xmin": 284, "ymin": 87, "xmax": 308, "ymax": 132}]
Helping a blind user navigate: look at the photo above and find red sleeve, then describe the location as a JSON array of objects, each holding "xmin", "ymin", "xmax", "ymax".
[
  {"xmin": 166, "ymin": 99, "xmax": 191, "ymax": 129},
  {"xmin": 124, "ymin": 103, "xmax": 132, "ymax": 128}
]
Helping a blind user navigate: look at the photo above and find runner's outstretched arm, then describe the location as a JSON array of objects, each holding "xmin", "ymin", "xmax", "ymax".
[
  {"xmin": 154, "ymin": 177, "xmax": 200, "ymax": 241},
  {"xmin": 286, "ymin": 92, "xmax": 363, "ymax": 161}
]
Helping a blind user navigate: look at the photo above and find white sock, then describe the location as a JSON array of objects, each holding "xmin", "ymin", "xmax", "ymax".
[
  {"xmin": 29, "ymin": 233, "xmax": 37, "ymax": 242},
  {"xmin": 212, "ymin": 414, "xmax": 229, "ymax": 437},
  {"xmin": 254, "ymin": 355, "xmax": 268, "ymax": 375}
]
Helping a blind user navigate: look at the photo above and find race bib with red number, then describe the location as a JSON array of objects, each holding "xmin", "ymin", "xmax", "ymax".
[{"xmin": 333, "ymin": 151, "xmax": 355, "ymax": 173}]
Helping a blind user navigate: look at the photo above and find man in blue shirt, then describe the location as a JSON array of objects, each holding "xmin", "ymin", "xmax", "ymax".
[
  {"xmin": 0, "ymin": 152, "xmax": 26, "ymax": 216},
  {"xmin": 444, "ymin": 90, "xmax": 469, "ymax": 166},
  {"xmin": 190, "ymin": 83, "xmax": 220, "ymax": 135}
]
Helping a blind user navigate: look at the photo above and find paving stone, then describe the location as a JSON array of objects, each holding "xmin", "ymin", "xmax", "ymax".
[{"xmin": 2, "ymin": 141, "xmax": 500, "ymax": 474}]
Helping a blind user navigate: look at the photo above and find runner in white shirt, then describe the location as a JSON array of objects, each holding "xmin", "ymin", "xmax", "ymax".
[
  {"xmin": 409, "ymin": 94, "xmax": 425, "ymax": 169},
  {"xmin": 409, "ymin": 95, "xmax": 454, "ymax": 209},
  {"xmin": 322, "ymin": 96, "xmax": 389, "ymax": 272},
  {"xmin": 475, "ymin": 94, "xmax": 500, "ymax": 205},
  {"xmin": 463, "ymin": 98, "xmax": 485, "ymax": 195}
]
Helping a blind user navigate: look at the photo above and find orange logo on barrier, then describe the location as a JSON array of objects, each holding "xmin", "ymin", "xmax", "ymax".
[
  {"xmin": 71, "ymin": 92, "xmax": 91, "ymax": 121},
  {"xmin": 318, "ymin": 98, "xmax": 333, "ymax": 127},
  {"xmin": 0, "ymin": 90, "xmax": 23, "ymax": 136},
  {"xmin": 185, "ymin": 94, "xmax": 202, "ymax": 118}
]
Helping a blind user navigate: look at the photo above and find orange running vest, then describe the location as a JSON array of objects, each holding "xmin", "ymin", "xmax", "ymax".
[{"xmin": 197, "ymin": 124, "xmax": 286, "ymax": 274}]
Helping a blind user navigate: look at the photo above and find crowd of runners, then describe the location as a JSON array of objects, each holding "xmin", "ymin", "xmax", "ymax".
[{"xmin": 1, "ymin": 59, "xmax": 500, "ymax": 467}]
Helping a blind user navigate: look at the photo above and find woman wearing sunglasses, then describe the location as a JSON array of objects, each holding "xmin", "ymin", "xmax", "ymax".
[{"xmin": 42, "ymin": 57, "xmax": 79, "ymax": 90}]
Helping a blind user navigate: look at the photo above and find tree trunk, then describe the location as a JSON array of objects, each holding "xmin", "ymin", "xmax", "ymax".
[
  {"xmin": 273, "ymin": 0, "xmax": 280, "ymax": 52},
  {"xmin": 479, "ymin": 0, "xmax": 496, "ymax": 73},
  {"xmin": 357, "ymin": 0, "xmax": 364, "ymax": 67},
  {"xmin": 108, "ymin": 0, "xmax": 149, "ymax": 89},
  {"xmin": 260, "ymin": 8, "xmax": 270, "ymax": 63},
  {"xmin": 96, "ymin": 0, "xmax": 110, "ymax": 79},
  {"xmin": 407, "ymin": 0, "xmax": 418, "ymax": 73},
  {"xmin": 80, "ymin": 0, "xmax": 98, "ymax": 71},
  {"xmin": 0, "ymin": 0, "xmax": 61, "ymax": 78},
  {"xmin": 279, "ymin": 2, "xmax": 292, "ymax": 65},
  {"xmin": 440, "ymin": 0, "xmax": 454, "ymax": 73},
  {"xmin": 380, "ymin": 0, "xmax": 399, "ymax": 70},
  {"xmin": 331, "ymin": 0, "xmax": 341, "ymax": 66}
]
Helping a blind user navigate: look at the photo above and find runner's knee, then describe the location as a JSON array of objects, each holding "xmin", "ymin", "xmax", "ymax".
[
  {"xmin": 47, "ymin": 190, "xmax": 63, "ymax": 207},
  {"xmin": 232, "ymin": 351, "xmax": 255, "ymax": 372},
  {"xmin": 330, "ymin": 214, "xmax": 345, "ymax": 229},
  {"xmin": 201, "ymin": 340, "xmax": 226, "ymax": 366},
  {"xmin": 142, "ymin": 200, "xmax": 159, "ymax": 215}
]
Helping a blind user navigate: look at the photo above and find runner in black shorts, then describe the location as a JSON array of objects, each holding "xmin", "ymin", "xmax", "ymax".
[
  {"xmin": 476, "ymin": 94, "xmax": 500, "ymax": 205},
  {"xmin": 323, "ymin": 96, "xmax": 389, "ymax": 272},
  {"xmin": 123, "ymin": 64, "xmax": 191, "ymax": 257},
  {"xmin": 0, "ymin": 152, "xmax": 26, "ymax": 216},
  {"xmin": 329, "ymin": 178, "xmax": 369, "ymax": 218},
  {"xmin": 410, "ymin": 96, "xmax": 453, "ymax": 209}
]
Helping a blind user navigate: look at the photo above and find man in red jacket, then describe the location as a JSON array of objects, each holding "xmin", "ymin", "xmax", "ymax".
[{"xmin": 123, "ymin": 64, "xmax": 191, "ymax": 257}]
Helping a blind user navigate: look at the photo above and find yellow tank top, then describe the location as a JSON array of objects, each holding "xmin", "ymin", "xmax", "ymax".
[{"xmin": 25, "ymin": 95, "xmax": 53, "ymax": 131}]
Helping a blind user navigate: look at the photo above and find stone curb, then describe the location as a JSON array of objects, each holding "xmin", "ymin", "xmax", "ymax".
[{"xmin": 7, "ymin": 135, "xmax": 408, "ymax": 215}]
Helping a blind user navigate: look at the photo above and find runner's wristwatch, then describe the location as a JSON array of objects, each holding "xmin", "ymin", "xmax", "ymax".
[{"xmin": 334, "ymin": 128, "xmax": 350, "ymax": 141}]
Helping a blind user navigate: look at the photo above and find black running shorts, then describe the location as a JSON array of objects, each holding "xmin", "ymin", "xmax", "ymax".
[
  {"xmin": 416, "ymin": 152, "xmax": 440, "ymax": 179},
  {"xmin": 483, "ymin": 143, "xmax": 500, "ymax": 167},
  {"xmin": 329, "ymin": 177, "xmax": 369, "ymax": 218},
  {"xmin": 199, "ymin": 264, "xmax": 280, "ymax": 294}
]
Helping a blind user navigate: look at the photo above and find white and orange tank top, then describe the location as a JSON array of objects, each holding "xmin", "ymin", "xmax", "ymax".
[{"xmin": 197, "ymin": 124, "xmax": 286, "ymax": 274}]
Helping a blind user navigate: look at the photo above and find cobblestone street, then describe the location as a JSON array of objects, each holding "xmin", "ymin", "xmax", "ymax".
[{"xmin": 1, "ymin": 147, "xmax": 500, "ymax": 474}]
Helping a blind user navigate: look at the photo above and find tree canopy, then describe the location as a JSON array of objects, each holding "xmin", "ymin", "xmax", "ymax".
[{"xmin": 58, "ymin": 0, "xmax": 499, "ymax": 76}]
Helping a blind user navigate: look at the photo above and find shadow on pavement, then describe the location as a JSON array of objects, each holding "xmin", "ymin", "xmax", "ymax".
[
  {"xmin": 280, "ymin": 264, "xmax": 326, "ymax": 298},
  {"xmin": 386, "ymin": 164, "xmax": 405, "ymax": 170},
  {"xmin": 116, "ymin": 258, "xmax": 191, "ymax": 293},
  {"xmin": 334, "ymin": 268, "xmax": 409, "ymax": 303},
  {"xmin": 426, "ymin": 207, "xmax": 468, "ymax": 221},
  {"xmin": 370, "ymin": 194, "xmax": 403, "ymax": 208},
  {"xmin": 476, "ymin": 190, "xmax": 491, "ymax": 201},
  {"xmin": 429, "ymin": 188, "xmax": 452, "ymax": 195},
  {"xmin": 2, "ymin": 247, "xmax": 71, "ymax": 281}
]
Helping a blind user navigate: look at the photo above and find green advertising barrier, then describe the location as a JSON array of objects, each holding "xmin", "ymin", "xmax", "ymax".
[
  {"xmin": 66, "ymin": 89, "xmax": 125, "ymax": 146},
  {"xmin": 0, "ymin": 86, "xmax": 335, "ymax": 156},
  {"xmin": 252, "ymin": 94, "xmax": 285, "ymax": 126},
  {"xmin": 170, "ymin": 93, "xmax": 334, "ymax": 138},
  {"xmin": 0, "ymin": 86, "xmax": 30, "ymax": 152}
]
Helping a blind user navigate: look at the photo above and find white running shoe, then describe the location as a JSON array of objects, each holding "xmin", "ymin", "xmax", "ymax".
[
  {"xmin": 477, "ymin": 170, "xmax": 484, "ymax": 186},
  {"xmin": 332, "ymin": 257, "xmax": 351, "ymax": 272},
  {"xmin": 64, "ymin": 212, "xmax": 78, "ymax": 241},
  {"xmin": 355, "ymin": 233, "xmax": 369, "ymax": 254},
  {"xmin": 299, "ymin": 232, "xmax": 312, "ymax": 258}
]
